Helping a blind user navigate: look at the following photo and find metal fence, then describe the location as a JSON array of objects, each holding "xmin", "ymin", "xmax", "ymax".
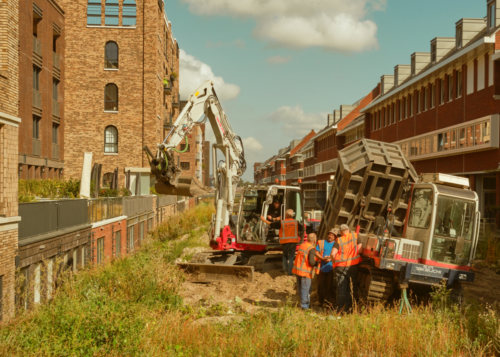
[
  {"xmin": 123, "ymin": 196, "xmax": 154, "ymax": 217},
  {"xmin": 19, "ymin": 199, "xmax": 88, "ymax": 240},
  {"xmin": 88, "ymin": 197, "xmax": 123, "ymax": 223},
  {"xmin": 157, "ymin": 195, "xmax": 176, "ymax": 208}
]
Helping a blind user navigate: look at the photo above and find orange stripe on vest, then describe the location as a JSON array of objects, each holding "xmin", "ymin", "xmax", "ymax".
[
  {"xmin": 292, "ymin": 242, "xmax": 315, "ymax": 278},
  {"xmin": 334, "ymin": 233, "xmax": 361, "ymax": 267}
]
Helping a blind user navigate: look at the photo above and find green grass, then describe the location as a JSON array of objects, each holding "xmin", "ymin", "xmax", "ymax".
[{"xmin": 0, "ymin": 202, "xmax": 499, "ymax": 356}]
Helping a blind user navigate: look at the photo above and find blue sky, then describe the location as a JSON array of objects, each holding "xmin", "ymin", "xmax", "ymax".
[{"xmin": 165, "ymin": 0, "xmax": 486, "ymax": 181}]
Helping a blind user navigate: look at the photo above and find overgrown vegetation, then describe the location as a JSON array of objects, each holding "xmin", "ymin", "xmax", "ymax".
[
  {"xmin": 476, "ymin": 227, "xmax": 500, "ymax": 268},
  {"xmin": 19, "ymin": 178, "xmax": 82, "ymax": 202},
  {"xmin": 0, "ymin": 202, "xmax": 499, "ymax": 356},
  {"xmin": 19, "ymin": 179, "xmax": 131, "ymax": 202}
]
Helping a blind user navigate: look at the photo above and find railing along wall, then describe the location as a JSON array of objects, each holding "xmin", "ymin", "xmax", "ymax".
[{"xmin": 19, "ymin": 199, "xmax": 89, "ymax": 240}]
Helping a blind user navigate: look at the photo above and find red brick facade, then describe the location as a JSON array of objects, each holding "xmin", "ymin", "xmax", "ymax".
[
  {"xmin": 18, "ymin": 0, "xmax": 65, "ymax": 179},
  {"xmin": 62, "ymin": 0, "xmax": 180, "ymax": 187}
]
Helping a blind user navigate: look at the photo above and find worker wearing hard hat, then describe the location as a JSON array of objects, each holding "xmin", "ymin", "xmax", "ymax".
[
  {"xmin": 292, "ymin": 233, "xmax": 318, "ymax": 309},
  {"xmin": 312, "ymin": 228, "xmax": 338, "ymax": 307},
  {"xmin": 261, "ymin": 209, "xmax": 303, "ymax": 276},
  {"xmin": 330, "ymin": 224, "xmax": 362, "ymax": 312}
]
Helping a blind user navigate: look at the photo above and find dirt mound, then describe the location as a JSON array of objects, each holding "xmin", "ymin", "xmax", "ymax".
[{"xmin": 180, "ymin": 270, "xmax": 299, "ymax": 312}]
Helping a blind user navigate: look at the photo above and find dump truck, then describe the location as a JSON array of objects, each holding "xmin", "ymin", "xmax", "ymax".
[{"xmin": 317, "ymin": 138, "xmax": 479, "ymax": 302}]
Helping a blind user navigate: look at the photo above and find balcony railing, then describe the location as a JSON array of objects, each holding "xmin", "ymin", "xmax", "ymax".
[
  {"xmin": 33, "ymin": 36, "xmax": 42, "ymax": 57},
  {"xmin": 53, "ymin": 100, "xmax": 60, "ymax": 117},
  {"xmin": 88, "ymin": 198, "xmax": 124, "ymax": 223},
  {"xmin": 32, "ymin": 138, "xmax": 41, "ymax": 156},
  {"xmin": 33, "ymin": 89, "xmax": 41, "ymax": 109},
  {"xmin": 53, "ymin": 52, "xmax": 60, "ymax": 69},
  {"xmin": 314, "ymin": 159, "xmax": 338, "ymax": 176},
  {"xmin": 52, "ymin": 143, "xmax": 59, "ymax": 159}
]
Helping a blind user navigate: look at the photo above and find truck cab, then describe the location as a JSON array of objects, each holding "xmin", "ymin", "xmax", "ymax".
[{"xmin": 226, "ymin": 185, "xmax": 305, "ymax": 250}]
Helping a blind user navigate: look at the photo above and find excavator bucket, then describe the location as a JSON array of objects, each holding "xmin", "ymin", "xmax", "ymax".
[
  {"xmin": 155, "ymin": 175, "xmax": 209, "ymax": 197},
  {"xmin": 177, "ymin": 263, "xmax": 254, "ymax": 284}
]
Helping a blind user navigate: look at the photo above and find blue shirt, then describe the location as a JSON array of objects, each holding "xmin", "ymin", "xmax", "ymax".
[{"xmin": 316, "ymin": 240, "xmax": 334, "ymax": 273}]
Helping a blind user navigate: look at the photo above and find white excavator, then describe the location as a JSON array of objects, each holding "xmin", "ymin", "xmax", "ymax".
[{"xmin": 145, "ymin": 80, "xmax": 304, "ymax": 282}]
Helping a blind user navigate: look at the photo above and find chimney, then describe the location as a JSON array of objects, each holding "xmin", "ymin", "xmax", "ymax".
[
  {"xmin": 394, "ymin": 65, "xmax": 411, "ymax": 86},
  {"xmin": 328, "ymin": 114, "xmax": 334, "ymax": 126},
  {"xmin": 455, "ymin": 18, "xmax": 486, "ymax": 50},
  {"xmin": 334, "ymin": 109, "xmax": 341, "ymax": 123},
  {"xmin": 410, "ymin": 53, "xmax": 430, "ymax": 77},
  {"xmin": 430, "ymin": 37, "xmax": 455, "ymax": 64},
  {"xmin": 340, "ymin": 105, "xmax": 355, "ymax": 120},
  {"xmin": 380, "ymin": 75, "xmax": 394, "ymax": 95}
]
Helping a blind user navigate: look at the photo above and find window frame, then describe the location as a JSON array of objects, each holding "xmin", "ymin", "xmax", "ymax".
[
  {"xmin": 448, "ymin": 74, "xmax": 453, "ymax": 102},
  {"xmin": 104, "ymin": 125, "xmax": 118, "ymax": 153},
  {"xmin": 456, "ymin": 25, "xmax": 463, "ymax": 49},
  {"xmin": 52, "ymin": 123, "xmax": 58, "ymax": 144},
  {"xmin": 104, "ymin": 83, "xmax": 118, "ymax": 111},
  {"xmin": 33, "ymin": 115, "xmax": 40, "ymax": 139},
  {"xmin": 104, "ymin": 41, "xmax": 119, "ymax": 69},
  {"xmin": 488, "ymin": 1, "xmax": 496, "ymax": 29}
]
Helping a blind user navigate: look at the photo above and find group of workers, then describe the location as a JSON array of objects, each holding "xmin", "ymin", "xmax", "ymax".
[{"xmin": 260, "ymin": 201, "xmax": 362, "ymax": 312}]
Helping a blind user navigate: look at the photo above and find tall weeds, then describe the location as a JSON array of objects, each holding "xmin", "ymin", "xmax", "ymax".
[{"xmin": 0, "ymin": 202, "xmax": 498, "ymax": 356}]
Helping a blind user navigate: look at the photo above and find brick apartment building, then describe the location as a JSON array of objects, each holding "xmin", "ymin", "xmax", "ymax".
[
  {"xmin": 62, "ymin": 0, "xmax": 180, "ymax": 193},
  {"xmin": 363, "ymin": 3, "xmax": 500, "ymax": 223},
  {"xmin": 0, "ymin": 0, "xmax": 21, "ymax": 319},
  {"xmin": 18, "ymin": 0, "xmax": 65, "ymax": 180},
  {"xmin": 254, "ymin": 1, "xmax": 500, "ymax": 226}
]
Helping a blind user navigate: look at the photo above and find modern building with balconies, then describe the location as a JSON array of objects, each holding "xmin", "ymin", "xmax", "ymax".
[
  {"xmin": 19, "ymin": 0, "xmax": 65, "ymax": 179},
  {"xmin": 362, "ymin": 0, "xmax": 500, "ymax": 223}
]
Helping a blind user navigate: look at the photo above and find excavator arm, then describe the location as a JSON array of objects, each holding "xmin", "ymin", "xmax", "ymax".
[{"xmin": 145, "ymin": 80, "xmax": 246, "ymax": 228}]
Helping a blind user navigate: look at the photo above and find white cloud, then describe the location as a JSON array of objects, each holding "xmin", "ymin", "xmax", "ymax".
[
  {"xmin": 181, "ymin": 0, "xmax": 385, "ymax": 52},
  {"xmin": 242, "ymin": 137, "xmax": 264, "ymax": 170},
  {"xmin": 242, "ymin": 136, "xmax": 263, "ymax": 153},
  {"xmin": 265, "ymin": 105, "xmax": 327, "ymax": 137},
  {"xmin": 179, "ymin": 49, "xmax": 241, "ymax": 101},
  {"xmin": 266, "ymin": 55, "xmax": 291, "ymax": 64}
]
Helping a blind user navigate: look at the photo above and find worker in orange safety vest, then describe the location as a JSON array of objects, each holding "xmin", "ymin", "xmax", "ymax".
[
  {"xmin": 311, "ymin": 228, "xmax": 338, "ymax": 307},
  {"xmin": 292, "ymin": 233, "xmax": 318, "ymax": 309},
  {"xmin": 261, "ymin": 209, "xmax": 303, "ymax": 276},
  {"xmin": 330, "ymin": 224, "xmax": 363, "ymax": 312}
]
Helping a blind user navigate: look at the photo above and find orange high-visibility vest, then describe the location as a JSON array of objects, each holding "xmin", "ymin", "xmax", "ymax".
[
  {"xmin": 334, "ymin": 232, "xmax": 361, "ymax": 267},
  {"xmin": 314, "ymin": 240, "xmax": 324, "ymax": 274},
  {"xmin": 279, "ymin": 218, "xmax": 299, "ymax": 244},
  {"xmin": 292, "ymin": 242, "xmax": 315, "ymax": 278}
]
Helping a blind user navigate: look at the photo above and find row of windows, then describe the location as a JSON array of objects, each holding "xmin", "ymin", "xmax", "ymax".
[
  {"xmin": 398, "ymin": 120, "xmax": 491, "ymax": 158},
  {"xmin": 372, "ymin": 54, "xmax": 493, "ymax": 132},
  {"xmin": 87, "ymin": 0, "xmax": 137, "ymax": 26}
]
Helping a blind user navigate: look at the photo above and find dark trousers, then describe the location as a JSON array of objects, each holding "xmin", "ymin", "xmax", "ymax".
[
  {"xmin": 282, "ymin": 243, "xmax": 296, "ymax": 276},
  {"xmin": 317, "ymin": 270, "xmax": 335, "ymax": 304},
  {"xmin": 335, "ymin": 265, "xmax": 359, "ymax": 312}
]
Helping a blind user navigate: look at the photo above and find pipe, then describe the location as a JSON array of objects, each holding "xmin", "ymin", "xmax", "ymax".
[
  {"xmin": 214, "ymin": 198, "xmax": 223, "ymax": 236},
  {"xmin": 212, "ymin": 144, "xmax": 218, "ymax": 204}
]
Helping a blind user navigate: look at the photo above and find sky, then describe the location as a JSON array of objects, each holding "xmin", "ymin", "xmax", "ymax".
[{"xmin": 165, "ymin": 0, "xmax": 486, "ymax": 181}]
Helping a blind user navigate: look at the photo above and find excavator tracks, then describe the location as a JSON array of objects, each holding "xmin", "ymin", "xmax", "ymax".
[{"xmin": 358, "ymin": 264, "xmax": 395, "ymax": 303}]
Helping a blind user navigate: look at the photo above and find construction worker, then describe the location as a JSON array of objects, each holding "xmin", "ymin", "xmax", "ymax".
[
  {"xmin": 260, "ymin": 209, "xmax": 303, "ymax": 275},
  {"xmin": 267, "ymin": 199, "xmax": 282, "ymax": 222},
  {"xmin": 330, "ymin": 224, "xmax": 362, "ymax": 312},
  {"xmin": 292, "ymin": 233, "xmax": 318, "ymax": 309},
  {"xmin": 312, "ymin": 228, "xmax": 338, "ymax": 307}
]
